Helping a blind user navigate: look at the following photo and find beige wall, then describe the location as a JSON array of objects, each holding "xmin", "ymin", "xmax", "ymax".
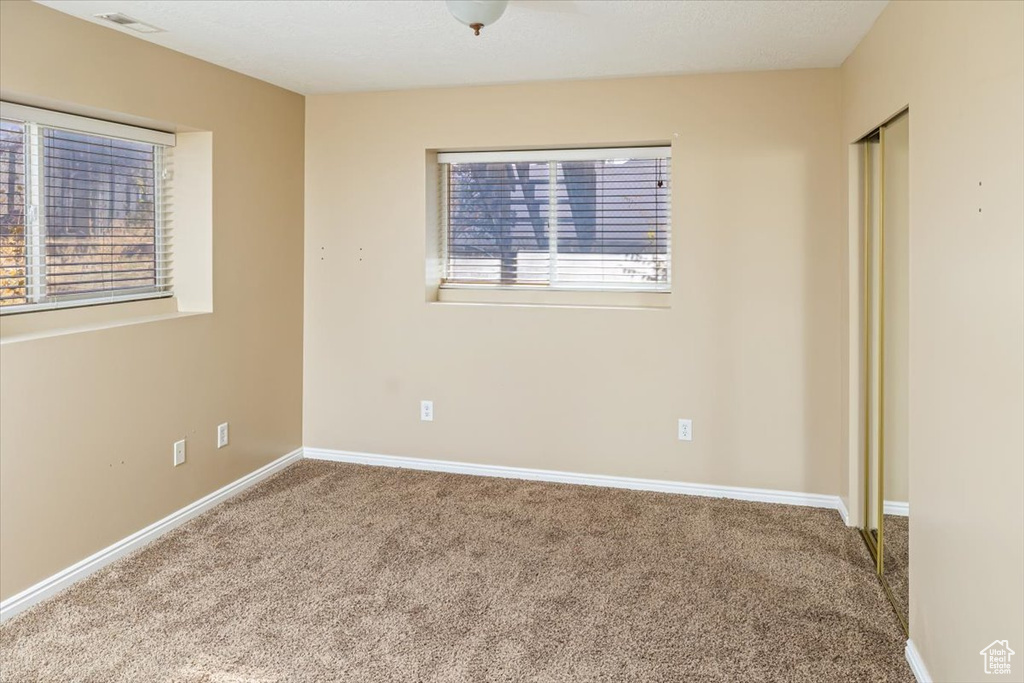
[
  {"xmin": 0, "ymin": 1, "xmax": 304, "ymax": 599},
  {"xmin": 842, "ymin": 1, "xmax": 1024, "ymax": 680},
  {"xmin": 304, "ymin": 69, "xmax": 844, "ymax": 495}
]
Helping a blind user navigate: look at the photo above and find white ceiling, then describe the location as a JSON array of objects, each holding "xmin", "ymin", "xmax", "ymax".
[{"xmin": 35, "ymin": 0, "xmax": 887, "ymax": 95}]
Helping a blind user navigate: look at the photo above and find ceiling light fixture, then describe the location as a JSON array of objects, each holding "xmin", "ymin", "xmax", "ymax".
[
  {"xmin": 445, "ymin": 0, "xmax": 508, "ymax": 36},
  {"xmin": 94, "ymin": 12, "xmax": 165, "ymax": 33}
]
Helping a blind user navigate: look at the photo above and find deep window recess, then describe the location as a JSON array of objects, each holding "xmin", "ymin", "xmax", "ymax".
[
  {"xmin": 438, "ymin": 147, "xmax": 671, "ymax": 291},
  {"xmin": 0, "ymin": 102, "xmax": 175, "ymax": 314}
]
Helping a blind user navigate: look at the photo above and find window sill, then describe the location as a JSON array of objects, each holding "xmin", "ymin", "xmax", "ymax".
[
  {"xmin": 0, "ymin": 298, "xmax": 208, "ymax": 345},
  {"xmin": 434, "ymin": 286, "xmax": 670, "ymax": 309}
]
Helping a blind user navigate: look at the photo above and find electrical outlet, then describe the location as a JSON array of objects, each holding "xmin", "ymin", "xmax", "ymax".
[
  {"xmin": 420, "ymin": 400, "xmax": 434, "ymax": 422},
  {"xmin": 173, "ymin": 439, "xmax": 186, "ymax": 466},
  {"xmin": 217, "ymin": 423, "xmax": 229, "ymax": 449},
  {"xmin": 678, "ymin": 419, "xmax": 692, "ymax": 442}
]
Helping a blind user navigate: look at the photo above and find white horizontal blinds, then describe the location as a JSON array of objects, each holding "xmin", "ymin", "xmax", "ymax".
[
  {"xmin": 441, "ymin": 147, "xmax": 671, "ymax": 291},
  {"xmin": 157, "ymin": 145, "xmax": 172, "ymax": 294},
  {"xmin": 446, "ymin": 161, "xmax": 551, "ymax": 284},
  {"xmin": 0, "ymin": 102, "xmax": 174, "ymax": 313},
  {"xmin": 42, "ymin": 128, "xmax": 165, "ymax": 300},
  {"xmin": 0, "ymin": 119, "xmax": 27, "ymax": 307},
  {"xmin": 554, "ymin": 157, "xmax": 669, "ymax": 287}
]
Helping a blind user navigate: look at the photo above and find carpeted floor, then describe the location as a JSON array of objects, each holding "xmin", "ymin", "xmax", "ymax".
[
  {"xmin": 0, "ymin": 460, "xmax": 913, "ymax": 682},
  {"xmin": 884, "ymin": 515, "xmax": 909, "ymax": 625}
]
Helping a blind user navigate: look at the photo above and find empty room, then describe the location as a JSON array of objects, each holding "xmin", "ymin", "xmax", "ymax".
[{"xmin": 0, "ymin": 1, "xmax": 1021, "ymax": 681}]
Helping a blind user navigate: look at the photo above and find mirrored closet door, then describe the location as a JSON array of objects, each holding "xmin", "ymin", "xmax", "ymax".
[{"xmin": 859, "ymin": 110, "xmax": 910, "ymax": 635}]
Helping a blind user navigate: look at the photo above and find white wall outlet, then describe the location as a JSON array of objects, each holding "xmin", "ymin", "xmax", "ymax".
[
  {"xmin": 420, "ymin": 400, "xmax": 434, "ymax": 422},
  {"xmin": 678, "ymin": 419, "xmax": 693, "ymax": 442},
  {"xmin": 173, "ymin": 439, "xmax": 186, "ymax": 466},
  {"xmin": 217, "ymin": 423, "xmax": 229, "ymax": 449}
]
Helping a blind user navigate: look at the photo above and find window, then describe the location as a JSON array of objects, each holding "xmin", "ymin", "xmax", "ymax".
[
  {"xmin": 0, "ymin": 103, "xmax": 175, "ymax": 314},
  {"xmin": 438, "ymin": 147, "xmax": 671, "ymax": 291}
]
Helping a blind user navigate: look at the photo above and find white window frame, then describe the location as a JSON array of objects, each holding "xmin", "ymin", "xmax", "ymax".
[
  {"xmin": 438, "ymin": 146, "xmax": 672, "ymax": 293},
  {"xmin": 0, "ymin": 102, "xmax": 176, "ymax": 315}
]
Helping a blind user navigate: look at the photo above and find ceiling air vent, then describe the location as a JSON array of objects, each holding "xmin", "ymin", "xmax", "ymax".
[{"xmin": 94, "ymin": 13, "xmax": 166, "ymax": 33}]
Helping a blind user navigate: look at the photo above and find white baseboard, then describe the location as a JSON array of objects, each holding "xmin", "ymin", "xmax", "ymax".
[
  {"xmin": 836, "ymin": 496, "xmax": 853, "ymax": 526},
  {"xmin": 0, "ymin": 448, "xmax": 303, "ymax": 623},
  {"xmin": 885, "ymin": 500, "xmax": 910, "ymax": 517},
  {"xmin": 838, "ymin": 499, "xmax": 907, "ymax": 527},
  {"xmin": 905, "ymin": 639, "xmax": 932, "ymax": 682},
  {"xmin": 304, "ymin": 447, "xmax": 845, "ymax": 514}
]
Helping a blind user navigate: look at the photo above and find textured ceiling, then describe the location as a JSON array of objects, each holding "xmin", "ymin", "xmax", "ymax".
[{"xmin": 35, "ymin": 0, "xmax": 887, "ymax": 95}]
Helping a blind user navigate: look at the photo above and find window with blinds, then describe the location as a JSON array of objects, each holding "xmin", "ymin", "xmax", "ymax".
[
  {"xmin": 439, "ymin": 147, "xmax": 671, "ymax": 291},
  {"xmin": 0, "ymin": 102, "xmax": 175, "ymax": 314}
]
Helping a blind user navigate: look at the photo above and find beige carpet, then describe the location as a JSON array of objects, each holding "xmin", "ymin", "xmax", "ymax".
[{"xmin": 0, "ymin": 460, "xmax": 913, "ymax": 682}]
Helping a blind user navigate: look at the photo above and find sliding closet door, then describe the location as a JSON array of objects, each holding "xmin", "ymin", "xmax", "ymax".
[
  {"xmin": 863, "ymin": 134, "xmax": 883, "ymax": 552},
  {"xmin": 881, "ymin": 112, "xmax": 910, "ymax": 628},
  {"xmin": 858, "ymin": 111, "xmax": 910, "ymax": 636}
]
